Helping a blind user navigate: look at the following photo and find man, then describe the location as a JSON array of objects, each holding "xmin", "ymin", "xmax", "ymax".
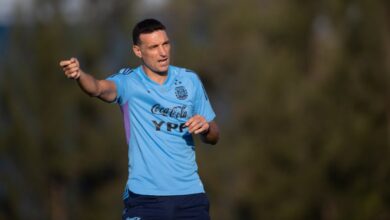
[{"xmin": 59, "ymin": 18, "xmax": 219, "ymax": 220}]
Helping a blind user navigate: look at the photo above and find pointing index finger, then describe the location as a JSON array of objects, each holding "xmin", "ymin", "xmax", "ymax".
[{"xmin": 59, "ymin": 60, "xmax": 71, "ymax": 67}]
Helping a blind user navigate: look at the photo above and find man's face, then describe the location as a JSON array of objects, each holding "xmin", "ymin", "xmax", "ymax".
[{"xmin": 133, "ymin": 30, "xmax": 171, "ymax": 74}]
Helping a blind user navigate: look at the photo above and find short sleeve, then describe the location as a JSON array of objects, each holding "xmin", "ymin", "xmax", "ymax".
[
  {"xmin": 106, "ymin": 68, "xmax": 132, "ymax": 105},
  {"xmin": 193, "ymin": 75, "xmax": 216, "ymax": 122}
]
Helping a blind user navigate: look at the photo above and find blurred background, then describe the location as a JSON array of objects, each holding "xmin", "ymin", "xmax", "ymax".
[{"xmin": 1, "ymin": 0, "xmax": 390, "ymax": 219}]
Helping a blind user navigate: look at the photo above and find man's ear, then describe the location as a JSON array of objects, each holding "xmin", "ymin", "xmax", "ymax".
[{"xmin": 132, "ymin": 45, "xmax": 142, "ymax": 58}]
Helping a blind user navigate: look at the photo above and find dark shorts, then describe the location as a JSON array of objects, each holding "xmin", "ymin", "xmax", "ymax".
[{"xmin": 122, "ymin": 190, "xmax": 210, "ymax": 220}]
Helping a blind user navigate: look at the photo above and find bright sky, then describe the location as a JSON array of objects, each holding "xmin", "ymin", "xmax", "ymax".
[
  {"xmin": 0, "ymin": 0, "xmax": 168, "ymax": 25},
  {"xmin": 142, "ymin": 0, "xmax": 167, "ymax": 8},
  {"xmin": 0, "ymin": 0, "xmax": 34, "ymax": 24}
]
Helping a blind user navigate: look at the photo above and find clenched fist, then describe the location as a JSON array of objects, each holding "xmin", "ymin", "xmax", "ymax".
[
  {"xmin": 185, "ymin": 114, "xmax": 210, "ymax": 135},
  {"xmin": 59, "ymin": 57, "xmax": 82, "ymax": 79}
]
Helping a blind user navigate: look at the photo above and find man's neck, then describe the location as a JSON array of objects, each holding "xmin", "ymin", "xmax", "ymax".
[{"xmin": 142, "ymin": 65, "xmax": 168, "ymax": 85}]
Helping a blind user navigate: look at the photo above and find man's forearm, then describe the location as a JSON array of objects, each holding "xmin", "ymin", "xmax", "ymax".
[
  {"xmin": 200, "ymin": 121, "xmax": 220, "ymax": 145},
  {"xmin": 60, "ymin": 57, "xmax": 117, "ymax": 102},
  {"xmin": 76, "ymin": 71, "xmax": 102, "ymax": 97}
]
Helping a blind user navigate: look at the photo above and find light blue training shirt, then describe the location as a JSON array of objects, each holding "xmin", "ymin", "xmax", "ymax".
[{"xmin": 107, "ymin": 65, "xmax": 216, "ymax": 197}]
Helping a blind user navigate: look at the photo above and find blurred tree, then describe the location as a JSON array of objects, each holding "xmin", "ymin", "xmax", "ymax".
[
  {"xmin": 1, "ymin": 0, "xmax": 134, "ymax": 219},
  {"xmin": 1, "ymin": 0, "xmax": 390, "ymax": 219},
  {"xmin": 166, "ymin": 0, "xmax": 390, "ymax": 219}
]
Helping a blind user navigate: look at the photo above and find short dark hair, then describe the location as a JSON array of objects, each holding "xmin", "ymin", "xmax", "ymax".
[{"xmin": 132, "ymin": 18, "xmax": 166, "ymax": 45}]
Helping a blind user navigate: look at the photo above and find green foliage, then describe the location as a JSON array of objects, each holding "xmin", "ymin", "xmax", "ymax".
[{"xmin": 1, "ymin": 0, "xmax": 389, "ymax": 219}]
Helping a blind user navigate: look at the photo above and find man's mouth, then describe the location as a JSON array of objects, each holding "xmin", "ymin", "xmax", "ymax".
[{"xmin": 158, "ymin": 58, "xmax": 168, "ymax": 63}]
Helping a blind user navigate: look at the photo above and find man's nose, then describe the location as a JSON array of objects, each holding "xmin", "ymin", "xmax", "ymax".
[{"xmin": 158, "ymin": 46, "xmax": 167, "ymax": 56}]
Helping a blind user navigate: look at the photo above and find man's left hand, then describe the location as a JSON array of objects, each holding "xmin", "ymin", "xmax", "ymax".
[{"xmin": 185, "ymin": 115, "xmax": 209, "ymax": 134}]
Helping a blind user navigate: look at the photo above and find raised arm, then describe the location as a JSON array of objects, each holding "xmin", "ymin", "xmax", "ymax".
[{"xmin": 59, "ymin": 58, "xmax": 117, "ymax": 102}]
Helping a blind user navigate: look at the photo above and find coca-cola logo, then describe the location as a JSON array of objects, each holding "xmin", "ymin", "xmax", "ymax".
[{"xmin": 151, "ymin": 104, "xmax": 188, "ymax": 119}]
